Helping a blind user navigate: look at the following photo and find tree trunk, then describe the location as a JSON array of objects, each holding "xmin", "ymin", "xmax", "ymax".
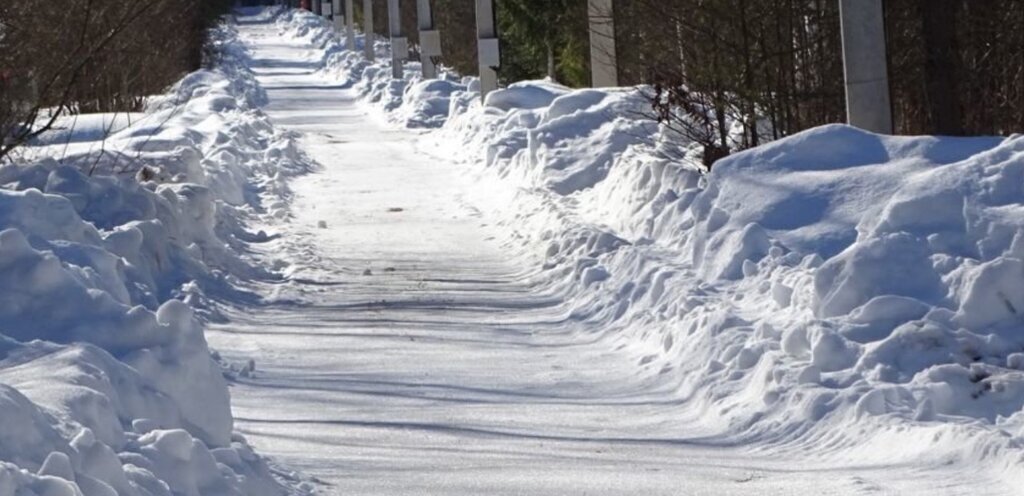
[
  {"xmin": 547, "ymin": 41, "xmax": 556, "ymax": 80},
  {"xmin": 920, "ymin": 0, "xmax": 964, "ymax": 135}
]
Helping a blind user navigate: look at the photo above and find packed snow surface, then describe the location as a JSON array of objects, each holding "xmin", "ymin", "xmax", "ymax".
[{"xmin": 202, "ymin": 9, "xmax": 1024, "ymax": 495}]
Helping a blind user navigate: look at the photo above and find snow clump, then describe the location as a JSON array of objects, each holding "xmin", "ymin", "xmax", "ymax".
[{"xmin": 0, "ymin": 18, "xmax": 312, "ymax": 496}]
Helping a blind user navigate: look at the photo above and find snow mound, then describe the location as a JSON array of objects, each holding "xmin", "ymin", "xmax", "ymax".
[
  {"xmin": 276, "ymin": 7, "xmax": 1024, "ymax": 485},
  {"xmin": 0, "ymin": 19, "xmax": 312, "ymax": 496},
  {"xmin": 279, "ymin": 9, "xmax": 471, "ymax": 130},
  {"xmin": 484, "ymin": 80, "xmax": 568, "ymax": 111}
]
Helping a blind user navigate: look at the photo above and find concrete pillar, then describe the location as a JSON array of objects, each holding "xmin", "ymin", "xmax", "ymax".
[
  {"xmin": 387, "ymin": 0, "xmax": 408, "ymax": 79},
  {"xmin": 322, "ymin": 0, "xmax": 332, "ymax": 18},
  {"xmin": 345, "ymin": 0, "xmax": 357, "ymax": 51},
  {"xmin": 333, "ymin": 0, "xmax": 343, "ymax": 29},
  {"xmin": 363, "ymin": 0, "xmax": 375, "ymax": 61},
  {"xmin": 417, "ymin": 0, "xmax": 442, "ymax": 79},
  {"xmin": 839, "ymin": 0, "xmax": 893, "ymax": 134},
  {"xmin": 475, "ymin": 0, "xmax": 500, "ymax": 100},
  {"xmin": 588, "ymin": 0, "xmax": 617, "ymax": 87}
]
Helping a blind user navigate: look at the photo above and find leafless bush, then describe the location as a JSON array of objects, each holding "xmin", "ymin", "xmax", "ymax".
[{"xmin": 0, "ymin": 0, "xmax": 232, "ymax": 162}]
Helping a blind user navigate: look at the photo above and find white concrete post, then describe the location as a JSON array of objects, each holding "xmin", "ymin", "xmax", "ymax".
[
  {"xmin": 839, "ymin": 0, "xmax": 893, "ymax": 134},
  {"xmin": 322, "ymin": 0, "xmax": 333, "ymax": 18},
  {"xmin": 363, "ymin": 0, "xmax": 375, "ymax": 61},
  {"xmin": 588, "ymin": 0, "xmax": 618, "ymax": 87},
  {"xmin": 345, "ymin": 0, "xmax": 357, "ymax": 51},
  {"xmin": 417, "ymin": 0, "xmax": 442, "ymax": 79},
  {"xmin": 332, "ymin": 0, "xmax": 343, "ymax": 29},
  {"xmin": 387, "ymin": 0, "xmax": 408, "ymax": 79},
  {"xmin": 475, "ymin": 0, "xmax": 500, "ymax": 100}
]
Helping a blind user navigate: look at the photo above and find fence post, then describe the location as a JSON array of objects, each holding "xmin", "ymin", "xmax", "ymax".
[
  {"xmin": 345, "ymin": 0, "xmax": 356, "ymax": 51},
  {"xmin": 387, "ymin": 0, "xmax": 408, "ymax": 78},
  {"xmin": 475, "ymin": 0, "xmax": 499, "ymax": 100},
  {"xmin": 417, "ymin": 0, "xmax": 441, "ymax": 79},
  {"xmin": 363, "ymin": 0, "xmax": 375, "ymax": 61},
  {"xmin": 839, "ymin": 0, "xmax": 893, "ymax": 134},
  {"xmin": 588, "ymin": 0, "xmax": 618, "ymax": 87}
]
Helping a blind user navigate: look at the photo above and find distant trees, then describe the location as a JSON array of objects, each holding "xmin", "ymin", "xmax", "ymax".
[
  {"xmin": 618, "ymin": 0, "xmax": 1023, "ymax": 167},
  {"xmin": 886, "ymin": 0, "xmax": 1024, "ymax": 136},
  {"xmin": 0, "ymin": 0, "xmax": 232, "ymax": 161},
  {"xmin": 496, "ymin": 0, "xmax": 588, "ymax": 86},
  {"xmin": 426, "ymin": 0, "xmax": 590, "ymax": 87},
  {"xmin": 620, "ymin": 0, "xmax": 846, "ymax": 168},
  {"xmin": 413, "ymin": 0, "xmax": 1022, "ymax": 167},
  {"xmin": 6, "ymin": 0, "xmax": 1021, "ymax": 165},
  {"xmin": 432, "ymin": 0, "xmax": 478, "ymax": 76}
]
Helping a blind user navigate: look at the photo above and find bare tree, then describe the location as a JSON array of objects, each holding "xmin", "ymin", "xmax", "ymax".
[{"xmin": 0, "ymin": 0, "xmax": 232, "ymax": 162}]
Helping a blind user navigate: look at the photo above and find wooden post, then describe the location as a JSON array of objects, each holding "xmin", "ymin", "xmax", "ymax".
[
  {"xmin": 388, "ymin": 0, "xmax": 408, "ymax": 78},
  {"xmin": 345, "ymin": 0, "xmax": 356, "ymax": 51},
  {"xmin": 417, "ymin": 0, "xmax": 441, "ymax": 79},
  {"xmin": 363, "ymin": 0, "xmax": 375, "ymax": 61},
  {"xmin": 588, "ymin": 0, "xmax": 617, "ymax": 87},
  {"xmin": 475, "ymin": 0, "xmax": 499, "ymax": 100},
  {"xmin": 839, "ymin": 0, "xmax": 893, "ymax": 134}
]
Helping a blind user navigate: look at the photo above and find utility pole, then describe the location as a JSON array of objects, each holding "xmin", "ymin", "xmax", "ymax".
[
  {"xmin": 588, "ymin": 0, "xmax": 618, "ymax": 87},
  {"xmin": 345, "ymin": 0, "xmax": 356, "ymax": 51},
  {"xmin": 363, "ymin": 0, "xmax": 375, "ymax": 61},
  {"xmin": 417, "ymin": 0, "xmax": 442, "ymax": 79},
  {"xmin": 838, "ymin": 0, "xmax": 893, "ymax": 134},
  {"xmin": 387, "ymin": 0, "xmax": 408, "ymax": 79},
  {"xmin": 475, "ymin": 0, "xmax": 500, "ymax": 100}
]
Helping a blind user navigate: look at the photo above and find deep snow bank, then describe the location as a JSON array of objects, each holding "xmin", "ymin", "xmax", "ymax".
[
  {"xmin": 278, "ymin": 10, "xmax": 473, "ymax": 130},
  {"xmin": 287, "ymin": 8, "xmax": 1024, "ymax": 484},
  {"xmin": 0, "ymin": 20, "xmax": 312, "ymax": 496}
]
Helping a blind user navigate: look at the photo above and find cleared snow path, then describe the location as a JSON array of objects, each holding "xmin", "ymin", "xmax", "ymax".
[{"xmin": 208, "ymin": 17, "xmax": 971, "ymax": 495}]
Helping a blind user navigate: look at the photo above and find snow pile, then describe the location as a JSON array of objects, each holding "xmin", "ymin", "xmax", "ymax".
[
  {"xmin": 277, "ymin": 9, "xmax": 470, "ymax": 129},
  {"xmin": 443, "ymin": 83, "xmax": 1024, "ymax": 475},
  {"xmin": 0, "ymin": 20, "xmax": 311, "ymax": 496},
  {"xmin": 447, "ymin": 100, "xmax": 1024, "ymax": 476},
  {"xmin": 281, "ymin": 9, "xmax": 1024, "ymax": 483}
]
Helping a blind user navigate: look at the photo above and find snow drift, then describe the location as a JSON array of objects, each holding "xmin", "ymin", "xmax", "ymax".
[
  {"xmin": 0, "ymin": 19, "xmax": 312, "ymax": 496},
  {"xmin": 285, "ymin": 8, "xmax": 1024, "ymax": 484}
]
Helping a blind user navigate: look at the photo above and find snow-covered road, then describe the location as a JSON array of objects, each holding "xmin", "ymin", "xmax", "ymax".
[{"xmin": 207, "ymin": 18, "xmax": 984, "ymax": 495}]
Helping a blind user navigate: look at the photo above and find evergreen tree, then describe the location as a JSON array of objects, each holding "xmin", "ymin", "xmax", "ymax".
[{"xmin": 497, "ymin": 0, "xmax": 588, "ymax": 87}]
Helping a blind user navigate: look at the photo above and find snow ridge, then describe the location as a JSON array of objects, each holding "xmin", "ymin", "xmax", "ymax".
[
  {"xmin": 284, "ymin": 8, "xmax": 1024, "ymax": 487},
  {"xmin": 0, "ymin": 19, "xmax": 313, "ymax": 496}
]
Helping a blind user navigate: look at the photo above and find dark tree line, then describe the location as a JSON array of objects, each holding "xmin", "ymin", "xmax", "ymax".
[
  {"xmin": 620, "ymin": 0, "xmax": 848, "ymax": 166},
  {"xmin": 621, "ymin": 0, "xmax": 1023, "ymax": 167},
  {"xmin": 368, "ymin": 0, "xmax": 1021, "ymax": 168},
  {"xmin": 6, "ymin": 0, "xmax": 1021, "ymax": 165},
  {"xmin": 357, "ymin": 0, "xmax": 590, "ymax": 86},
  {"xmin": 0, "ymin": 0, "xmax": 233, "ymax": 160},
  {"xmin": 887, "ymin": 0, "xmax": 1024, "ymax": 136}
]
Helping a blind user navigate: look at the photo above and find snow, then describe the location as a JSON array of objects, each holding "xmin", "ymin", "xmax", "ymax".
[
  {"xmin": 206, "ymin": 8, "xmax": 1024, "ymax": 495},
  {"xmin": 5, "ymin": 5, "xmax": 1024, "ymax": 495},
  {"xmin": 0, "ymin": 18, "xmax": 311, "ymax": 496}
]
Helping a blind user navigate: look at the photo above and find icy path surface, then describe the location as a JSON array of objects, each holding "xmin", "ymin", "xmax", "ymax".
[{"xmin": 208, "ymin": 19, "xmax": 960, "ymax": 495}]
